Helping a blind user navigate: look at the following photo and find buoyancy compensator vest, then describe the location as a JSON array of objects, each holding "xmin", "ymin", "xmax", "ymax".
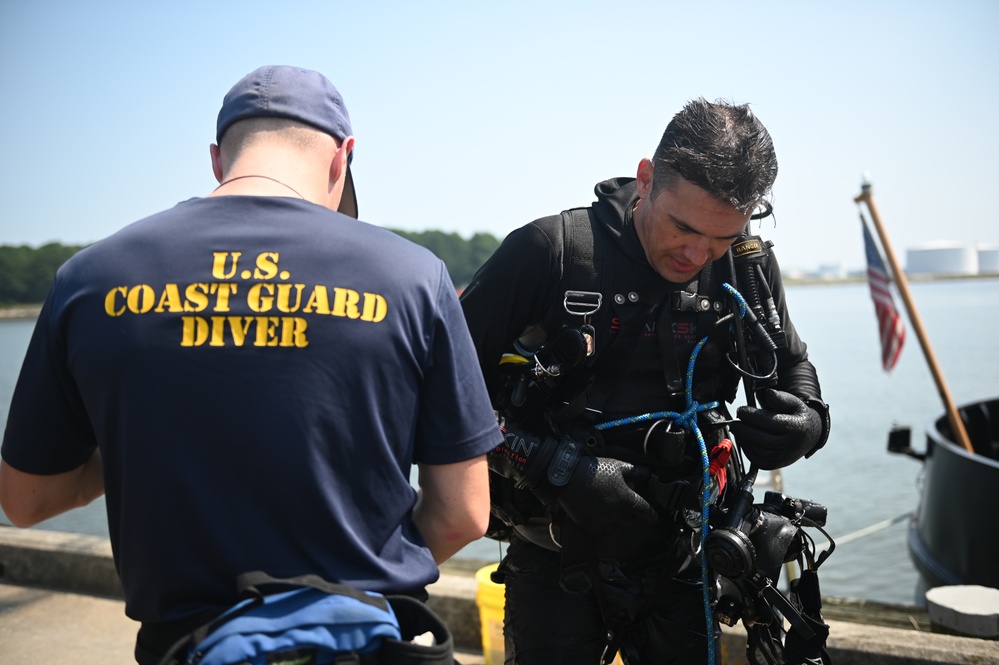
[{"xmin": 486, "ymin": 206, "xmax": 787, "ymax": 541}]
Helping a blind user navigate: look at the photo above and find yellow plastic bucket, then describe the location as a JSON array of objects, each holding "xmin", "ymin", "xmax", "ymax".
[{"xmin": 474, "ymin": 564, "xmax": 506, "ymax": 665}]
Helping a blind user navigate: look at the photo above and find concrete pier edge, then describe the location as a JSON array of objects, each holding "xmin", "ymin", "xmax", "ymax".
[{"xmin": 1, "ymin": 528, "xmax": 996, "ymax": 664}]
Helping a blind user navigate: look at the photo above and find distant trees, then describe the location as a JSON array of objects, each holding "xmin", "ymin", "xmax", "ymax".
[
  {"xmin": 0, "ymin": 243, "xmax": 89, "ymax": 306},
  {"xmin": 390, "ymin": 230, "xmax": 500, "ymax": 288},
  {"xmin": 0, "ymin": 230, "xmax": 500, "ymax": 306}
]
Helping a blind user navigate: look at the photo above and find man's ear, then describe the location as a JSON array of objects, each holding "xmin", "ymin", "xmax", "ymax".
[
  {"xmin": 329, "ymin": 136, "xmax": 356, "ymax": 184},
  {"xmin": 210, "ymin": 144, "xmax": 224, "ymax": 183},
  {"xmin": 636, "ymin": 158, "xmax": 654, "ymax": 199}
]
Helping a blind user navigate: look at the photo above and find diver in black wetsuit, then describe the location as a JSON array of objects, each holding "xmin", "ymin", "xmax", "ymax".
[{"xmin": 460, "ymin": 98, "xmax": 830, "ymax": 664}]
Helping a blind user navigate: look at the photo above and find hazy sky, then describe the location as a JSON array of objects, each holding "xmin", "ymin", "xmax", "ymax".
[{"xmin": 2, "ymin": 1, "xmax": 996, "ymax": 273}]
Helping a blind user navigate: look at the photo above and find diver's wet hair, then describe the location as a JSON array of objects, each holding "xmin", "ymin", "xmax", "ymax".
[{"xmin": 651, "ymin": 98, "xmax": 778, "ymax": 215}]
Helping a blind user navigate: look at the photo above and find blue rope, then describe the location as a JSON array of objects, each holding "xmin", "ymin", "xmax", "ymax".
[
  {"xmin": 593, "ymin": 281, "xmax": 750, "ymax": 665},
  {"xmin": 722, "ymin": 282, "xmax": 748, "ymax": 317},
  {"xmin": 595, "ymin": 336, "xmax": 718, "ymax": 665}
]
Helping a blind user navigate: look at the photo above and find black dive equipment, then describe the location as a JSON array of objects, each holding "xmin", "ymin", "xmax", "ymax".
[
  {"xmin": 486, "ymin": 226, "xmax": 834, "ymax": 665},
  {"xmin": 728, "ymin": 235, "xmax": 785, "ymax": 397},
  {"xmin": 715, "ymin": 232, "xmax": 834, "ymax": 664},
  {"xmin": 705, "ymin": 466, "xmax": 834, "ymax": 664},
  {"xmin": 506, "ymin": 326, "xmax": 589, "ymax": 411}
]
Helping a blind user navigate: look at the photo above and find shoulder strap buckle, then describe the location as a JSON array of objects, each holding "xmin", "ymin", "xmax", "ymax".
[
  {"xmin": 563, "ymin": 290, "xmax": 602, "ymax": 317},
  {"xmin": 564, "ymin": 291, "xmax": 602, "ymax": 357}
]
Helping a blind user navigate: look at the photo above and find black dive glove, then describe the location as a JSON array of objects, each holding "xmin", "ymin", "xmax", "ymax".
[
  {"xmin": 730, "ymin": 389, "xmax": 824, "ymax": 470},
  {"xmin": 490, "ymin": 423, "xmax": 657, "ymax": 534},
  {"xmin": 546, "ymin": 453, "xmax": 659, "ymax": 535}
]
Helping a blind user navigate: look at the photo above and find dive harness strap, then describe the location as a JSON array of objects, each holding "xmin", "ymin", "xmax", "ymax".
[
  {"xmin": 783, "ymin": 569, "xmax": 832, "ymax": 664},
  {"xmin": 548, "ymin": 209, "xmax": 734, "ymax": 424},
  {"xmin": 555, "ymin": 519, "xmax": 681, "ymax": 665}
]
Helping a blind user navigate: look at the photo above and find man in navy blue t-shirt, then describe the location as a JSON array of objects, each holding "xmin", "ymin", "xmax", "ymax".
[{"xmin": 0, "ymin": 65, "xmax": 501, "ymax": 663}]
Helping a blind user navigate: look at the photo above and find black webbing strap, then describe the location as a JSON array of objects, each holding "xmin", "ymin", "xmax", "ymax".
[
  {"xmin": 548, "ymin": 208, "xmax": 629, "ymax": 423},
  {"xmin": 237, "ymin": 571, "xmax": 390, "ymax": 611},
  {"xmin": 537, "ymin": 208, "xmax": 600, "ymax": 341},
  {"xmin": 557, "ymin": 520, "xmax": 689, "ymax": 665},
  {"xmin": 783, "ymin": 569, "xmax": 832, "ymax": 663},
  {"xmin": 564, "ymin": 208, "xmax": 600, "ymax": 305}
]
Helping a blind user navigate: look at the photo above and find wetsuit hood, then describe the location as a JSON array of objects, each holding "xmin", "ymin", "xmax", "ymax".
[{"xmin": 590, "ymin": 177, "xmax": 650, "ymax": 268}]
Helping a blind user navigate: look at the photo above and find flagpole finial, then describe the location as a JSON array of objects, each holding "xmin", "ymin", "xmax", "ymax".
[
  {"xmin": 861, "ymin": 171, "xmax": 873, "ymax": 192},
  {"xmin": 855, "ymin": 172, "xmax": 874, "ymax": 204}
]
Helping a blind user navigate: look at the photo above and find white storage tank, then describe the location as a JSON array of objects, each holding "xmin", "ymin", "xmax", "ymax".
[
  {"xmin": 906, "ymin": 241, "xmax": 978, "ymax": 275},
  {"xmin": 978, "ymin": 244, "xmax": 999, "ymax": 273}
]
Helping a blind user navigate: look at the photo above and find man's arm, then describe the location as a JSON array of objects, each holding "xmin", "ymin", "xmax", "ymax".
[
  {"xmin": 729, "ymin": 248, "xmax": 830, "ymax": 469},
  {"xmin": 0, "ymin": 448, "xmax": 104, "ymax": 527},
  {"xmin": 460, "ymin": 221, "xmax": 563, "ymax": 383},
  {"xmin": 413, "ymin": 454, "xmax": 490, "ymax": 564}
]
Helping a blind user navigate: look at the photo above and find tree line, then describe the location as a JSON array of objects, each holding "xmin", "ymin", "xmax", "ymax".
[
  {"xmin": 0, "ymin": 243, "xmax": 90, "ymax": 306},
  {"xmin": 0, "ymin": 230, "xmax": 501, "ymax": 306}
]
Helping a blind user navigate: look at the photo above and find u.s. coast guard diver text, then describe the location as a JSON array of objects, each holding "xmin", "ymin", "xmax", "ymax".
[{"xmin": 102, "ymin": 252, "xmax": 387, "ymax": 348}]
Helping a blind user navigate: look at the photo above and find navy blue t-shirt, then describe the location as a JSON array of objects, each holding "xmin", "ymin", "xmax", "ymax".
[{"xmin": 2, "ymin": 196, "xmax": 501, "ymax": 624}]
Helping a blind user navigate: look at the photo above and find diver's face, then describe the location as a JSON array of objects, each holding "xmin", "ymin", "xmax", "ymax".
[{"xmin": 634, "ymin": 160, "xmax": 750, "ymax": 282}]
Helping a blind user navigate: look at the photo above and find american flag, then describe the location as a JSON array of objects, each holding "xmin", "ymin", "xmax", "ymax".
[{"xmin": 861, "ymin": 215, "xmax": 906, "ymax": 371}]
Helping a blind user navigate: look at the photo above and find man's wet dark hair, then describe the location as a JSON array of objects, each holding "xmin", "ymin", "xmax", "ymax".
[{"xmin": 651, "ymin": 98, "xmax": 778, "ymax": 215}]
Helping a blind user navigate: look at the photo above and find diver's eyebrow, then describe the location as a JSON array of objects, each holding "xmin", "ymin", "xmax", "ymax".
[{"xmin": 673, "ymin": 217, "xmax": 742, "ymax": 240}]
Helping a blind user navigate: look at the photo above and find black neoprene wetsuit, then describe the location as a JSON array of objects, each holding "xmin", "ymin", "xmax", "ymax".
[{"xmin": 460, "ymin": 177, "xmax": 827, "ymax": 664}]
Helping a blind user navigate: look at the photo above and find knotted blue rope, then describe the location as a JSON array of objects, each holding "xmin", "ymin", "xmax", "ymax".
[
  {"xmin": 595, "ymin": 336, "xmax": 718, "ymax": 665},
  {"xmin": 593, "ymin": 281, "xmax": 750, "ymax": 665}
]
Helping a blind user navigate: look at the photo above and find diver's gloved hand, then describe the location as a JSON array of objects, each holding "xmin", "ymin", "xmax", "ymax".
[
  {"xmin": 731, "ymin": 389, "xmax": 823, "ymax": 470},
  {"xmin": 490, "ymin": 422, "xmax": 657, "ymax": 533},
  {"xmin": 553, "ymin": 455, "xmax": 659, "ymax": 534},
  {"xmin": 528, "ymin": 440, "xmax": 658, "ymax": 534}
]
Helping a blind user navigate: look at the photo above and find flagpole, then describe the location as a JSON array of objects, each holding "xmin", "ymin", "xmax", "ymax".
[{"xmin": 854, "ymin": 179, "xmax": 975, "ymax": 454}]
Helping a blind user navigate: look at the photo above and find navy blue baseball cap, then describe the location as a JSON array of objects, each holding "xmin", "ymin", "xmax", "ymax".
[{"xmin": 216, "ymin": 65, "xmax": 357, "ymax": 218}]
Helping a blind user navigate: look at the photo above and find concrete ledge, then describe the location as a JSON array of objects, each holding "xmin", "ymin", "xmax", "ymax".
[
  {"xmin": 427, "ymin": 571, "xmax": 481, "ymax": 650},
  {"xmin": 816, "ymin": 620, "xmax": 999, "ymax": 664},
  {"xmin": 0, "ymin": 528, "xmax": 122, "ymax": 598},
  {"xmin": 2, "ymin": 528, "xmax": 997, "ymax": 663}
]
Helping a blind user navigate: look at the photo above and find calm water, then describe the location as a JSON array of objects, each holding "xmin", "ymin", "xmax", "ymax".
[{"xmin": 2, "ymin": 278, "xmax": 997, "ymax": 605}]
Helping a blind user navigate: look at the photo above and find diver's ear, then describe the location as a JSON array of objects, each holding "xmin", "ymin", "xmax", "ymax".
[{"xmin": 636, "ymin": 158, "xmax": 654, "ymax": 199}]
